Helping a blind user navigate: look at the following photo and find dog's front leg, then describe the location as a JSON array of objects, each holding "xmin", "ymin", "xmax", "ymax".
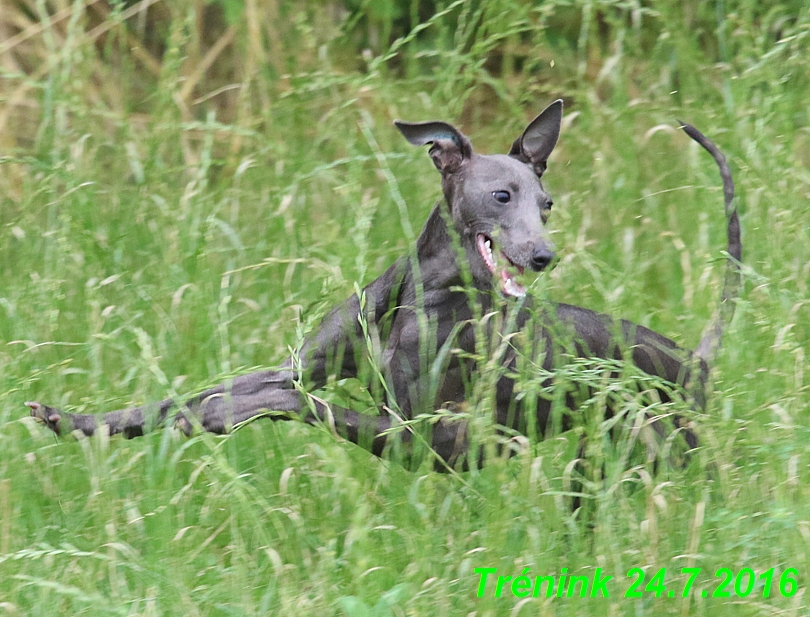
[
  {"xmin": 26, "ymin": 261, "xmax": 403, "ymax": 438},
  {"xmin": 25, "ymin": 369, "xmax": 298, "ymax": 437},
  {"xmin": 26, "ymin": 399, "xmax": 173, "ymax": 438}
]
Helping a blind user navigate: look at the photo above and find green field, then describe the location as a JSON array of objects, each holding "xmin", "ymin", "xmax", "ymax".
[{"xmin": 2, "ymin": 1, "xmax": 810, "ymax": 614}]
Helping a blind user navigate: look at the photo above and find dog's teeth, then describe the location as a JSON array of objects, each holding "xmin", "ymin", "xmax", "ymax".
[{"xmin": 504, "ymin": 278, "xmax": 526, "ymax": 298}]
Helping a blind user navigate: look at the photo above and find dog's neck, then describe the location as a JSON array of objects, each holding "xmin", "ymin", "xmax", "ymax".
[
  {"xmin": 401, "ymin": 204, "xmax": 496, "ymax": 317},
  {"xmin": 414, "ymin": 205, "xmax": 469, "ymax": 290}
]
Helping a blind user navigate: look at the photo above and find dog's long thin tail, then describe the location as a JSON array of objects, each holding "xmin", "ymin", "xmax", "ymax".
[{"xmin": 678, "ymin": 122, "xmax": 741, "ymax": 365}]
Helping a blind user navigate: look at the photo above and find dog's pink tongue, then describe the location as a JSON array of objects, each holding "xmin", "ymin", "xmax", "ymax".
[{"xmin": 501, "ymin": 268, "xmax": 526, "ymax": 297}]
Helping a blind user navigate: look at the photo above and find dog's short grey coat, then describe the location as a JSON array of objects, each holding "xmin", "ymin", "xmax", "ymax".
[{"xmin": 27, "ymin": 102, "xmax": 741, "ymax": 471}]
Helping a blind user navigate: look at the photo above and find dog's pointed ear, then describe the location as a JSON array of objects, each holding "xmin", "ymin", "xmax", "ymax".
[
  {"xmin": 509, "ymin": 99, "xmax": 563, "ymax": 177},
  {"xmin": 394, "ymin": 120, "xmax": 472, "ymax": 174}
]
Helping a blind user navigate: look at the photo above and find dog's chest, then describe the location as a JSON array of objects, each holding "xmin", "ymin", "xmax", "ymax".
[{"xmin": 379, "ymin": 292, "xmax": 476, "ymax": 382}]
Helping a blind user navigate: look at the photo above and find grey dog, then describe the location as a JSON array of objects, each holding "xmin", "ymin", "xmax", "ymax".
[{"xmin": 28, "ymin": 101, "xmax": 740, "ymax": 471}]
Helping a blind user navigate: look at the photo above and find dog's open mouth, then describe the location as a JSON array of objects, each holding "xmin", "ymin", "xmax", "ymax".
[{"xmin": 476, "ymin": 233, "xmax": 526, "ymax": 297}]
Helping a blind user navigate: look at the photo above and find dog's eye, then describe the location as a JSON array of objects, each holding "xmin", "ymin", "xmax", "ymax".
[{"xmin": 492, "ymin": 190, "xmax": 511, "ymax": 204}]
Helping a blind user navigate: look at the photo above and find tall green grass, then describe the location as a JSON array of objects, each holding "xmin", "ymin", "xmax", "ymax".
[{"xmin": 1, "ymin": 1, "xmax": 810, "ymax": 614}]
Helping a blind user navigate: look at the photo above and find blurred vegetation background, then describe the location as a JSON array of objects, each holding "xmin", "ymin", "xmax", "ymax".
[
  {"xmin": 2, "ymin": 0, "xmax": 809, "ymax": 159},
  {"xmin": 1, "ymin": 1, "xmax": 810, "ymax": 615}
]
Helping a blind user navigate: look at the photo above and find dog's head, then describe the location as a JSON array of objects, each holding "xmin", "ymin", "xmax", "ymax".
[{"xmin": 396, "ymin": 100, "xmax": 562, "ymax": 297}]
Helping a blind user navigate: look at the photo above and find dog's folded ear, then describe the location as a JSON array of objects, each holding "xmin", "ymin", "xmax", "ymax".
[
  {"xmin": 394, "ymin": 120, "xmax": 473, "ymax": 174},
  {"xmin": 509, "ymin": 99, "xmax": 563, "ymax": 177}
]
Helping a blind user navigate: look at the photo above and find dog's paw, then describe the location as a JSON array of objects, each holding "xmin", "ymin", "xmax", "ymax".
[
  {"xmin": 25, "ymin": 401, "xmax": 63, "ymax": 435},
  {"xmin": 172, "ymin": 412, "xmax": 194, "ymax": 436}
]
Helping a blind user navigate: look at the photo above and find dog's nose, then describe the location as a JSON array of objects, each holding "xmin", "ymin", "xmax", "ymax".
[{"xmin": 530, "ymin": 247, "xmax": 556, "ymax": 271}]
